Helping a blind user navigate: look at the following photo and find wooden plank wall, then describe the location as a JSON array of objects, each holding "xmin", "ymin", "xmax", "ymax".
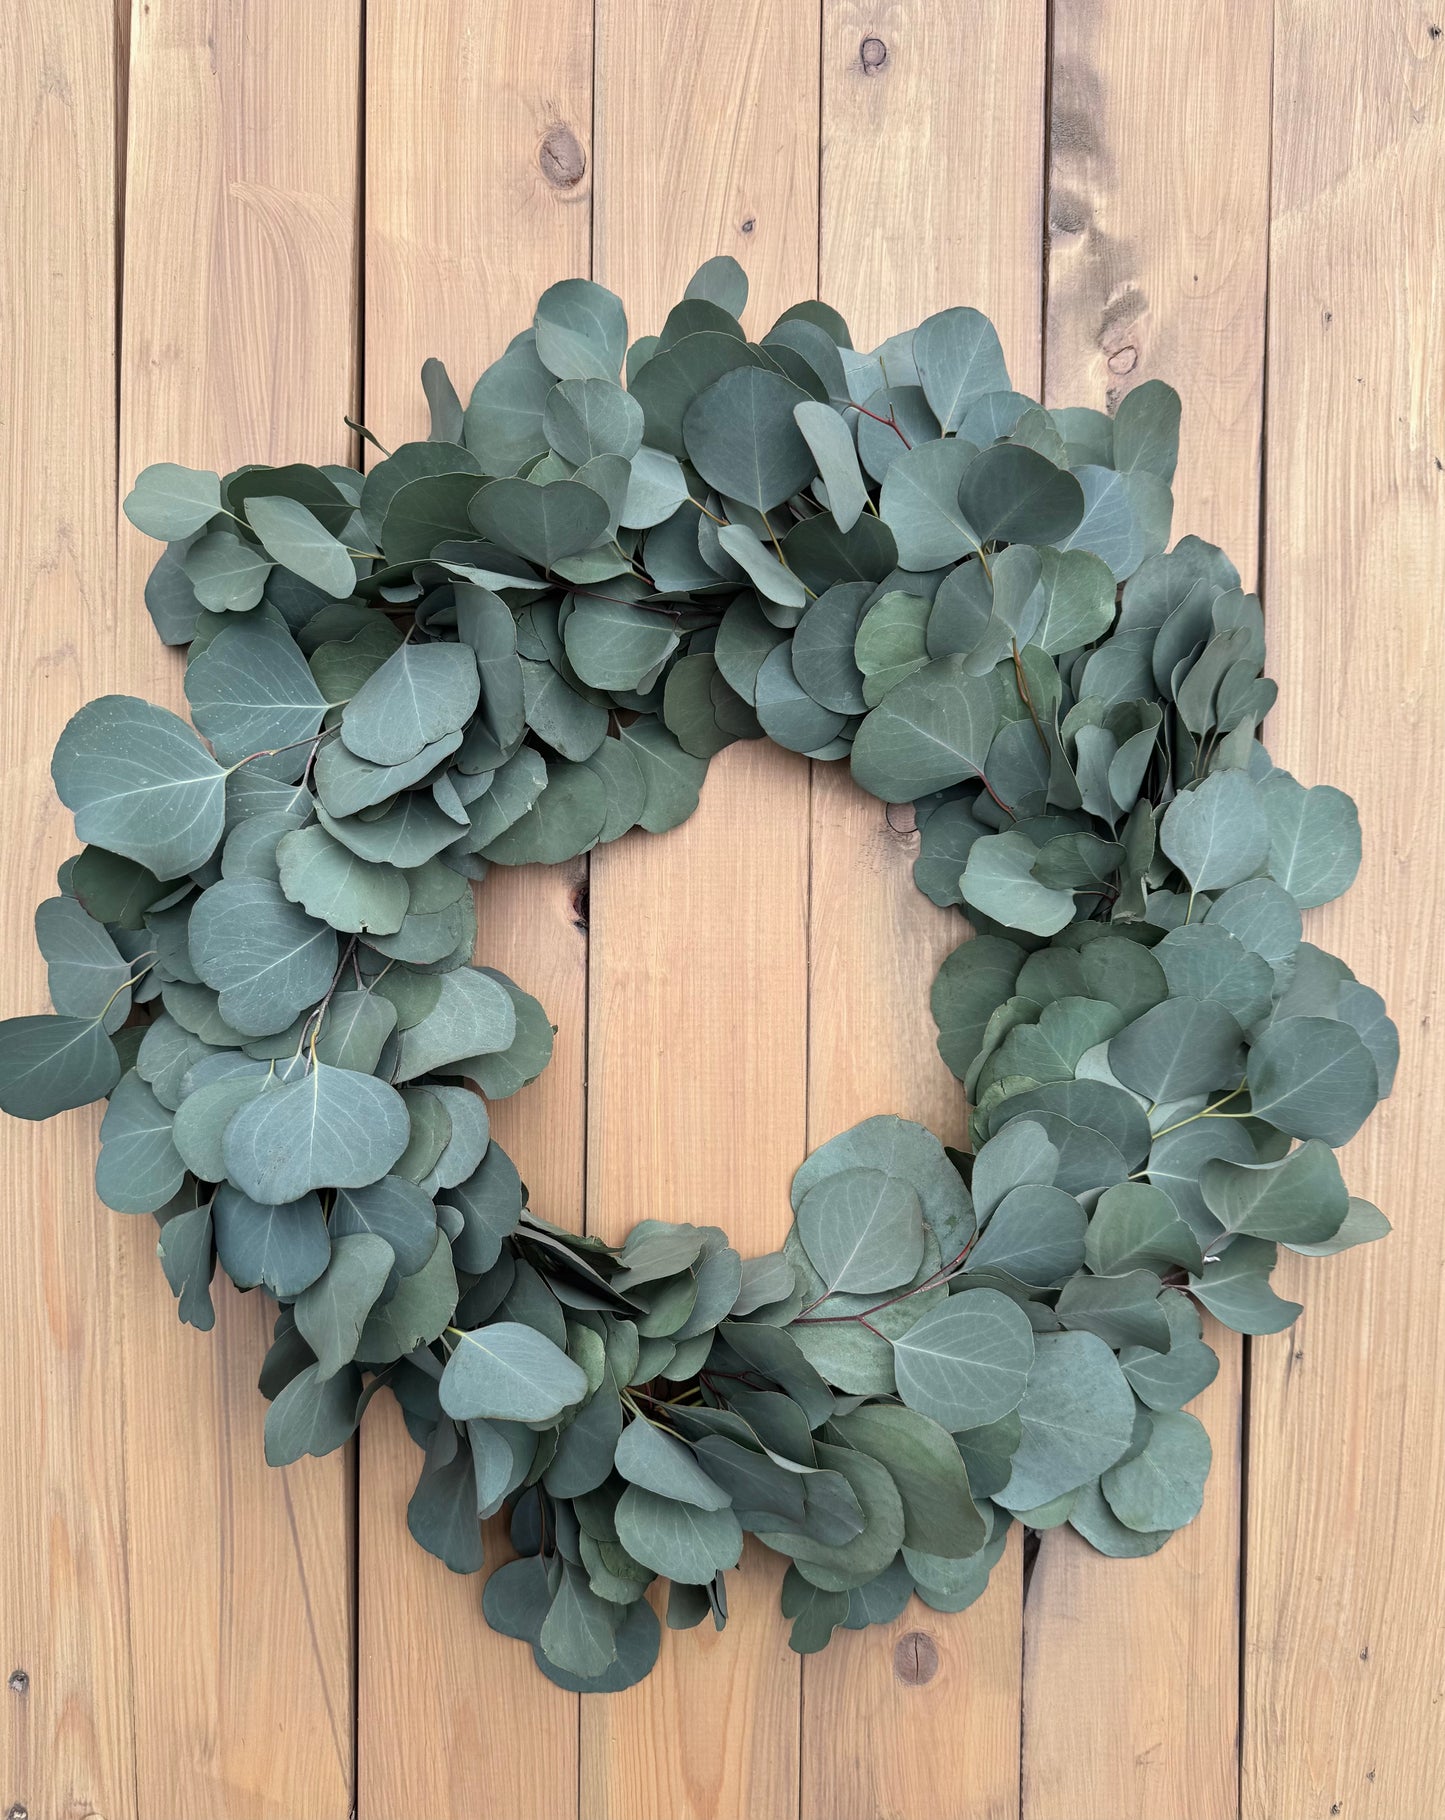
[
  {"xmin": 1023, "ymin": 6, "xmax": 1270, "ymax": 1817},
  {"xmin": 2, "ymin": 5, "xmax": 1442, "ymax": 1819},
  {"xmin": 585, "ymin": 4, "xmax": 815, "ymax": 1816},
  {"xmin": 357, "ymin": 6, "xmax": 591, "ymax": 1814},
  {"xmin": 807, "ymin": 10, "xmax": 1044, "ymax": 1819},
  {"xmin": 1243, "ymin": 5, "xmax": 1445, "ymax": 1817},
  {"xmin": 2, "ymin": 9, "xmax": 133, "ymax": 1819},
  {"xmin": 117, "ymin": 9, "xmax": 360, "ymax": 1816}
]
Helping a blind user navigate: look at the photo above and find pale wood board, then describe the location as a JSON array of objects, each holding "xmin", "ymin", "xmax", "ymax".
[
  {"xmin": 356, "ymin": 4, "xmax": 592, "ymax": 1815},
  {"xmin": 803, "ymin": 7, "xmax": 1047, "ymax": 1818},
  {"xmin": 116, "ymin": 4, "xmax": 359, "ymax": 1813},
  {"xmin": 1243, "ymin": 4, "xmax": 1445, "ymax": 1816},
  {"xmin": 1020, "ymin": 5, "xmax": 1271, "ymax": 1817},
  {"xmin": 1, "ymin": 8, "xmax": 134, "ymax": 1820},
  {"xmin": 6, "ymin": 4, "xmax": 1445, "ymax": 1815},
  {"xmin": 582, "ymin": 1, "xmax": 819, "ymax": 1814}
]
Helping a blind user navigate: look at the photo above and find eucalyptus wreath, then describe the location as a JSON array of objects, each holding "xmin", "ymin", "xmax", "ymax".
[{"xmin": 0, "ymin": 256, "xmax": 1395, "ymax": 1691}]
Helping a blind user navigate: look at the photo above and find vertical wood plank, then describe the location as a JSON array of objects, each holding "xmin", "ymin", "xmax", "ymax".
[
  {"xmin": 1244, "ymin": 5, "xmax": 1445, "ymax": 1815},
  {"xmin": 1, "ymin": 8, "xmax": 134, "ymax": 1819},
  {"xmin": 804, "ymin": 8, "xmax": 1046, "ymax": 1819},
  {"xmin": 1022, "ymin": 6, "xmax": 1271, "ymax": 1818},
  {"xmin": 356, "ymin": 5, "xmax": 592, "ymax": 1817},
  {"xmin": 118, "ymin": 5, "xmax": 359, "ymax": 1813},
  {"xmin": 583, "ymin": 1, "xmax": 818, "ymax": 1814}
]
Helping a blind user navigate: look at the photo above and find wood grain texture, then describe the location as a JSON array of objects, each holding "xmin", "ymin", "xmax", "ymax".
[
  {"xmin": 1043, "ymin": 0, "xmax": 1272, "ymax": 569},
  {"xmin": 1243, "ymin": 6, "xmax": 1445, "ymax": 1817},
  {"xmin": 364, "ymin": 0, "xmax": 593, "ymax": 1236},
  {"xmin": 117, "ymin": 4, "xmax": 359, "ymax": 1814},
  {"xmin": 801, "ymin": 9, "xmax": 1046, "ymax": 1819},
  {"xmin": 1022, "ymin": 6, "xmax": 1270, "ymax": 1817},
  {"xmin": 7, "ymin": 4, "xmax": 1445, "ymax": 1813},
  {"xmin": 357, "ymin": 5, "xmax": 592, "ymax": 1817},
  {"xmin": 0, "ymin": 9, "xmax": 135, "ymax": 1820},
  {"xmin": 582, "ymin": 1, "xmax": 819, "ymax": 1813}
]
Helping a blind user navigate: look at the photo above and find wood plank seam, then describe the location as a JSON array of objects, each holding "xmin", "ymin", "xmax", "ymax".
[
  {"xmin": 114, "ymin": 17, "xmax": 143, "ymax": 1818},
  {"xmin": 350, "ymin": 10, "xmax": 367, "ymax": 1810},
  {"xmin": 1020, "ymin": 14, "xmax": 1056, "ymax": 1811},
  {"xmin": 1237, "ymin": 19, "xmax": 1278, "ymax": 1810}
]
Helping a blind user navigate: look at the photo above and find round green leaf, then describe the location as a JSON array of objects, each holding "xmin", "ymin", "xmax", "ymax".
[
  {"xmin": 52, "ymin": 696, "xmax": 227, "ymax": 881},
  {"xmin": 1108, "ymin": 998, "xmax": 1246, "ymax": 1104},
  {"xmin": 996, "ymin": 1330, "xmax": 1136, "ymax": 1511},
  {"xmin": 213, "ymin": 1183, "xmax": 330, "ymax": 1296},
  {"xmin": 1258, "ymin": 772, "xmax": 1362, "ymax": 908},
  {"xmin": 957, "ymin": 444, "xmax": 1084, "ymax": 545},
  {"xmin": 851, "ymin": 658, "xmax": 1004, "ymax": 801},
  {"xmin": 440, "ymin": 1320, "xmax": 588, "ymax": 1423},
  {"xmin": 1244, "ymin": 1016, "xmax": 1380, "ymax": 1145},
  {"xmin": 95, "ymin": 1071, "xmax": 185, "ymax": 1213},
  {"xmin": 275, "ymin": 824, "xmax": 409, "ymax": 937},
  {"xmin": 1101, "ymin": 1409, "xmax": 1210, "ymax": 1533},
  {"xmin": 124, "ymin": 463, "xmax": 222, "ymax": 540},
  {"xmin": 246, "ymin": 495, "xmax": 356, "ymax": 599},
  {"xmin": 892, "ymin": 1289, "xmax": 1036, "ymax": 1430},
  {"xmin": 341, "ymin": 641, "xmax": 481, "ymax": 767},
  {"xmin": 189, "ymin": 878, "xmax": 338, "ymax": 1038},
  {"xmin": 961, "ymin": 832, "xmax": 1077, "ymax": 937},
  {"xmin": 1160, "ymin": 770, "xmax": 1269, "ymax": 894},
  {"xmin": 682, "ymin": 367, "xmax": 815, "ymax": 511},
  {"xmin": 795, "ymin": 1167, "xmax": 925, "ymax": 1295},
  {"xmin": 221, "ymin": 1062, "xmax": 410, "ymax": 1204},
  {"xmin": 469, "ymin": 477, "xmax": 611, "ymax": 568},
  {"xmin": 912, "ymin": 307, "xmax": 1010, "ymax": 431},
  {"xmin": 185, "ymin": 617, "xmax": 328, "ymax": 772}
]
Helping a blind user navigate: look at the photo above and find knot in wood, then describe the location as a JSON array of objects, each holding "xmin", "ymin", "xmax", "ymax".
[
  {"xmin": 893, "ymin": 1629, "xmax": 939, "ymax": 1685},
  {"xmin": 539, "ymin": 123, "xmax": 586, "ymax": 189},
  {"xmin": 860, "ymin": 36, "xmax": 888, "ymax": 74}
]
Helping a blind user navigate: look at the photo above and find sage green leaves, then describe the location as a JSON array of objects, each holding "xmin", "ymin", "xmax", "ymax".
[
  {"xmin": 185, "ymin": 618, "xmax": 328, "ymax": 773},
  {"xmin": 52, "ymin": 696, "xmax": 227, "ymax": 880},
  {"xmin": 123, "ymin": 462, "xmax": 222, "ymax": 539},
  {"xmin": 1160, "ymin": 770, "xmax": 1268, "ymax": 895},
  {"xmin": 851, "ymin": 660, "xmax": 1005, "ymax": 802},
  {"xmin": 683, "ymin": 366, "xmax": 814, "ymax": 511},
  {"xmin": 795, "ymin": 1168, "xmax": 925, "ymax": 1293},
  {"xmin": 189, "ymin": 880, "xmax": 338, "ymax": 1037},
  {"xmin": 0, "ymin": 1014, "xmax": 121, "ymax": 1119},
  {"xmin": 440, "ymin": 1322, "xmax": 588, "ymax": 1423},
  {"xmin": 893, "ymin": 1292, "xmax": 1035, "ymax": 1430},
  {"xmin": 222, "ymin": 1064, "xmax": 410, "ymax": 1203},
  {"xmin": 0, "ymin": 270, "xmax": 1394, "ymax": 1693},
  {"xmin": 342, "ymin": 641, "xmax": 481, "ymax": 767}
]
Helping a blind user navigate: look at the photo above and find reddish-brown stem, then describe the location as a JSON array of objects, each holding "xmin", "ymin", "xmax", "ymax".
[
  {"xmin": 972, "ymin": 765, "xmax": 1015, "ymax": 818},
  {"xmin": 794, "ymin": 1230, "xmax": 982, "ymax": 1327},
  {"xmin": 844, "ymin": 401, "xmax": 911, "ymax": 448},
  {"xmin": 226, "ymin": 728, "xmax": 332, "ymax": 775}
]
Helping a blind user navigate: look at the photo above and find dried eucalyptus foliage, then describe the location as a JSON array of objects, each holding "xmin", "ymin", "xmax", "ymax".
[{"xmin": 0, "ymin": 257, "xmax": 1396, "ymax": 1690}]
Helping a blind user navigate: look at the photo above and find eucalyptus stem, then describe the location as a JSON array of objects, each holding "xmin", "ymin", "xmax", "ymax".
[
  {"xmin": 1151, "ymin": 1082, "xmax": 1249, "ymax": 1140},
  {"xmin": 225, "ymin": 727, "xmax": 333, "ymax": 776}
]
